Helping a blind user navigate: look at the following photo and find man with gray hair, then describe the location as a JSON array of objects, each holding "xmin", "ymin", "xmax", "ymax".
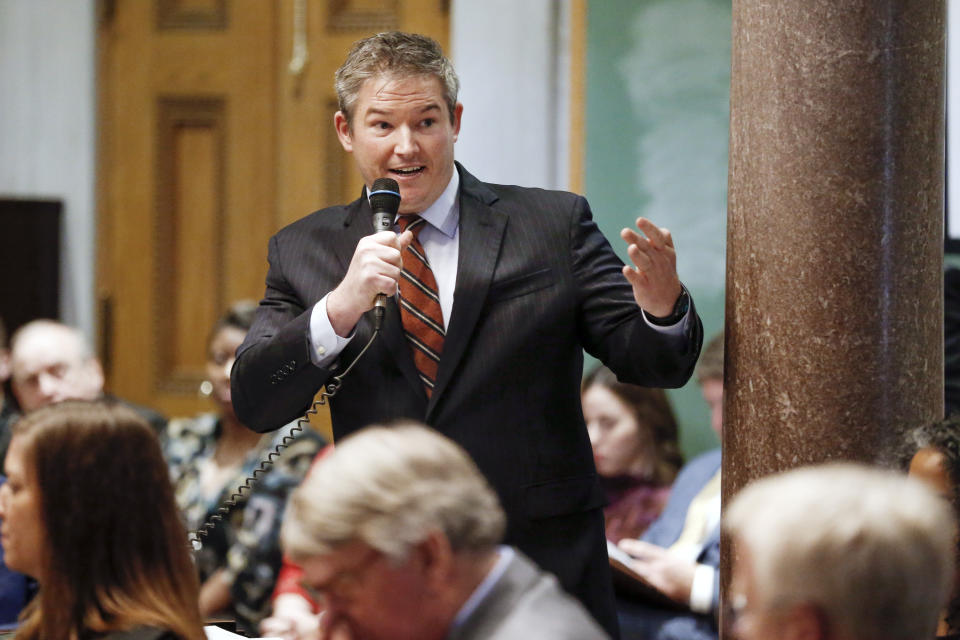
[
  {"xmin": 724, "ymin": 462, "xmax": 956, "ymax": 640},
  {"xmin": 281, "ymin": 422, "xmax": 609, "ymax": 640}
]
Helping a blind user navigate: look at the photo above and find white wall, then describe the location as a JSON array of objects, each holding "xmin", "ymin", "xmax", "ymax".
[
  {"xmin": 451, "ymin": 0, "xmax": 573, "ymax": 191},
  {"xmin": 0, "ymin": 0, "xmax": 97, "ymax": 338}
]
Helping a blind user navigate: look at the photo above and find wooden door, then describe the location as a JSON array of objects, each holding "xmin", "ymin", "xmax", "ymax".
[{"xmin": 96, "ymin": 0, "xmax": 449, "ymax": 431}]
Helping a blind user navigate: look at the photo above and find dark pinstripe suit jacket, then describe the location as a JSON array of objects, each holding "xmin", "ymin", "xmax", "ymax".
[{"xmin": 231, "ymin": 163, "xmax": 703, "ymax": 630}]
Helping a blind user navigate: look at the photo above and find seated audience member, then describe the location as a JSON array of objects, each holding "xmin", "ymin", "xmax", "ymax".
[
  {"xmin": 259, "ymin": 540, "xmax": 322, "ymax": 639},
  {"xmin": 7, "ymin": 319, "xmax": 167, "ymax": 452},
  {"xmin": 281, "ymin": 422, "xmax": 610, "ymax": 640},
  {"xmin": 162, "ymin": 301, "xmax": 324, "ymax": 634},
  {"xmin": 724, "ymin": 463, "xmax": 955, "ymax": 640},
  {"xmin": 0, "ymin": 400, "xmax": 205, "ymax": 640},
  {"xmin": 0, "ymin": 475, "xmax": 33, "ymax": 626},
  {"xmin": 582, "ymin": 364, "xmax": 682, "ymax": 542},
  {"xmin": 615, "ymin": 331, "xmax": 723, "ymax": 640},
  {"xmin": 946, "ymin": 266, "xmax": 960, "ymax": 415},
  {"xmin": 260, "ymin": 447, "xmax": 335, "ymax": 640},
  {"xmin": 0, "ymin": 321, "xmax": 34, "ymax": 624},
  {"xmin": 899, "ymin": 416, "xmax": 960, "ymax": 639}
]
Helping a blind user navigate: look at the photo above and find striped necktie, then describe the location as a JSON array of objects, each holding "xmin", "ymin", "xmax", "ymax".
[{"xmin": 396, "ymin": 215, "xmax": 445, "ymax": 396}]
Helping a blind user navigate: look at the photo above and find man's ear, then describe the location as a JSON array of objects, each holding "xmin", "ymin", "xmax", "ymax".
[
  {"xmin": 451, "ymin": 103, "xmax": 463, "ymax": 142},
  {"xmin": 86, "ymin": 357, "xmax": 106, "ymax": 397},
  {"xmin": 416, "ymin": 529, "xmax": 454, "ymax": 589},
  {"xmin": 334, "ymin": 111, "xmax": 353, "ymax": 153}
]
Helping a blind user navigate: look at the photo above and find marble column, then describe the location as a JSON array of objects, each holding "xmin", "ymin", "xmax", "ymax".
[{"xmin": 722, "ymin": 0, "xmax": 945, "ymax": 632}]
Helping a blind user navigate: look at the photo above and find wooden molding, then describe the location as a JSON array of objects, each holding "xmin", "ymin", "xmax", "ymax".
[
  {"xmin": 154, "ymin": 96, "xmax": 226, "ymax": 394},
  {"xmin": 156, "ymin": 0, "xmax": 227, "ymax": 30},
  {"xmin": 327, "ymin": 0, "xmax": 399, "ymax": 32}
]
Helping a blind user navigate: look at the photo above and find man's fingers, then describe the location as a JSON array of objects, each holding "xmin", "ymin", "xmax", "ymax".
[
  {"xmin": 622, "ymin": 265, "xmax": 645, "ymax": 288},
  {"xmin": 618, "ymin": 538, "xmax": 659, "ymax": 559},
  {"xmin": 635, "ymin": 217, "xmax": 667, "ymax": 248},
  {"xmin": 398, "ymin": 229, "xmax": 415, "ymax": 250}
]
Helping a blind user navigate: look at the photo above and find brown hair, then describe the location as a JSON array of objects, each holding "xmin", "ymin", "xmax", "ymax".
[
  {"xmin": 12, "ymin": 400, "xmax": 205, "ymax": 640},
  {"xmin": 207, "ymin": 299, "xmax": 257, "ymax": 356},
  {"xmin": 582, "ymin": 366, "xmax": 683, "ymax": 485},
  {"xmin": 695, "ymin": 331, "xmax": 724, "ymax": 384},
  {"xmin": 335, "ymin": 31, "xmax": 460, "ymax": 126}
]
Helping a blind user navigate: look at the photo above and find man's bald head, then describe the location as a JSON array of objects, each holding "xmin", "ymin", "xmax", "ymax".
[{"xmin": 10, "ymin": 320, "xmax": 104, "ymax": 412}]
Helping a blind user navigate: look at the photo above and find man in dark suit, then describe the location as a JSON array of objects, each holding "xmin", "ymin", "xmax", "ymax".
[{"xmin": 232, "ymin": 32, "xmax": 702, "ymax": 637}]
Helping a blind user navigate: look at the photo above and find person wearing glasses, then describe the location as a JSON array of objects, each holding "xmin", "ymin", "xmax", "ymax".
[{"xmin": 280, "ymin": 422, "xmax": 609, "ymax": 640}]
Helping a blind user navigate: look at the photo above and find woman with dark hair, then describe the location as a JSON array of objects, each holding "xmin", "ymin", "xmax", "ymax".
[
  {"xmin": 0, "ymin": 400, "xmax": 205, "ymax": 640},
  {"xmin": 162, "ymin": 300, "xmax": 324, "ymax": 634},
  {"xmin": 582, "ymin": 365, "xmax": 683, "ymax": 542}
]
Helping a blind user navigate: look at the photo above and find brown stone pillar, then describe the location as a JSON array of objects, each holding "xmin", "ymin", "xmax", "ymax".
[{"xmin": 722, "ymin": 0, "xmax": 944, "ymax": 633}]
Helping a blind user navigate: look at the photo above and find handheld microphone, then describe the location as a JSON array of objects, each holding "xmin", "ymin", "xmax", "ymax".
[{"xmin": 369, "ymin": 177, "xmax": 402, "ymax": 320}]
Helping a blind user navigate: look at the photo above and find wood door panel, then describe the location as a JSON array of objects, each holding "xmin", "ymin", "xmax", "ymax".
[
  {"xmin": 98, "ymin": 0, "xmax": 449, "ymax": 430},
  {"xmin": 155, "ymin": 97, "xmax": 225, "ymax": 393}
]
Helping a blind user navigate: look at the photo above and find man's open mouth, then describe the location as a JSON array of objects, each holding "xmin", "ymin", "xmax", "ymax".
[{"xmin": 391, "ymin": 166, "xmax": 425, "ymax": 175}]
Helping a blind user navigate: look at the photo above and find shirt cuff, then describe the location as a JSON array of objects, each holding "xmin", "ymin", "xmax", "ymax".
[
  {"xmin": 641, "ymin": 306, "xmax": 690, "ymax": 335},
  {"xmin": 308, "ymin": 296, "xmax": 354, "ymax": 367},
  {"xmin": 689, "ymin": 563, "xmax": 715, "ymax": 614}
]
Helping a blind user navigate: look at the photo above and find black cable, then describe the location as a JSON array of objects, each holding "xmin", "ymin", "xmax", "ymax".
[{"xmin": 188, "ymin": 325, "xmax": 381, "ymax": 550}]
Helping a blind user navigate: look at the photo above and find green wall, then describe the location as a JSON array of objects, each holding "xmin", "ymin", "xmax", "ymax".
[{"xmin": 584, "ymin": 0, "xmax": 731, "ymax": 459}]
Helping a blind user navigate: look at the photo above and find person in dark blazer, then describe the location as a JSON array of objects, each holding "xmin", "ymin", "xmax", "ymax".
[
  {"xmin": 231, "ymin": 32, "xmax": 703, "ymax": 637},
  {"xmin": 282, "ymin": 423, "xmax": 609, "ymax": 640}
]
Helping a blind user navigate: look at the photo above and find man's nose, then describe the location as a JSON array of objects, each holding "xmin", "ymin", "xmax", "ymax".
[
  {"xmin": 37, "ymin": 371, "xmax": 61, "ymax": 397},
  {"xmin": 394, "ymin": 126, "xmax": 419, "ymax": 156}
]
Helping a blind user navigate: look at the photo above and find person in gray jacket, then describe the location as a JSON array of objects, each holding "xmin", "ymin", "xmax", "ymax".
[{"xmin": 280, "ymin": 422, "xmax": 609, "ymax": 640}]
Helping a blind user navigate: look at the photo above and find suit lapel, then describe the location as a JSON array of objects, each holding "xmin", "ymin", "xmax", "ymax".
[
  {"xmin": 334, "ymin": 195, "xmax": 372, "ymax": 272},
  {"xmin": 427, "ymin": 166, "xmax": 506, "ymax": 417}
]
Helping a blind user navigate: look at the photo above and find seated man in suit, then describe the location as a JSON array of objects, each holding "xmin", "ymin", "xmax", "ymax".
[
  {"xmin": 615, "ymin": 331, "xmax": 723, "ymax": 640},
  {"xmin": 7, "ymin": 320, "xmax": 166, "ymax": 439},
  {"xmin": 280, "ymin": 422, "xmax": 610, "ymax": 640},
  {"xmin": 725, "ymin": 463, "xmax": 955, "ymax": 640}
]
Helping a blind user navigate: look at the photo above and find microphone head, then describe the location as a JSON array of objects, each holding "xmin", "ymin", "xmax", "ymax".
[{"xmin": 369, "ymin": 177, "xmax": 401, "ymax": 214}]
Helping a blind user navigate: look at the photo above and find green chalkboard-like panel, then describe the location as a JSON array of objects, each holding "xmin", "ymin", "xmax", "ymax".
[{"xmin": 585, "ymin": 0, "xmax": 731, "ymax": 459}]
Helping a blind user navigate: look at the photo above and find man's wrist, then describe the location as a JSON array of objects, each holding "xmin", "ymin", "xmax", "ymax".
[
  {"xmin": 326, "ymin": 287, "xmax": 363, "ymax": 337},
  {"xmin": 646, "ymin": 284, "xmax": 689, "ymax": 326}
]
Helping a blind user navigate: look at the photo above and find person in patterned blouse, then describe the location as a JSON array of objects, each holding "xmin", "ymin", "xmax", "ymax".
[{"xmin": 162, "ymin": 301, "xmax": 325, "ymax": 634}]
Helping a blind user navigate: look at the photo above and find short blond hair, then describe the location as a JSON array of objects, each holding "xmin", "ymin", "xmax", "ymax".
[
  {"xmin": 282, "ymin": 422, "xmax": 505, "ymax": 562},
  {"xmin": 725, "ymin": 463, "xmax": 956, "ymax": 640}
]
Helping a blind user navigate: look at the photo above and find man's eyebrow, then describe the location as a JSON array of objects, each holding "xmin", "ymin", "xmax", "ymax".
[{"xmin": 365, "ymin": 103, "xmax": 442, "ymax": 117}]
